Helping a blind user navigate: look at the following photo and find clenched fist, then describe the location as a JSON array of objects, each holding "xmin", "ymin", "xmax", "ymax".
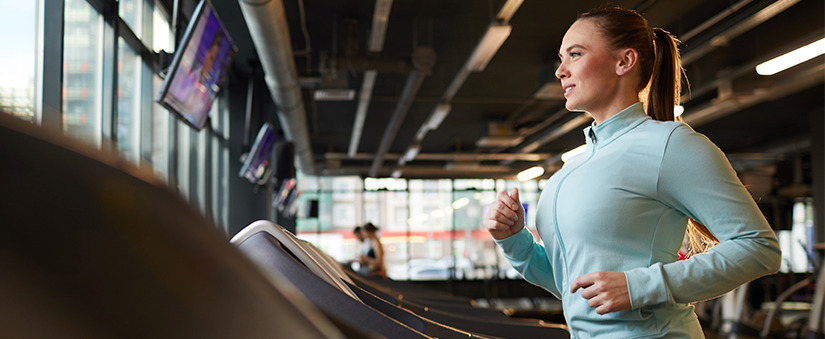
[{"xmin": 484, "ymin": 188, "xmax": 525, "ymax": 240}]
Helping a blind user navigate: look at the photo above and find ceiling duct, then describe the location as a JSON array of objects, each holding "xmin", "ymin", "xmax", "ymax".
[{"xmin": 238, "ymin": 0, "xmax": 316, "ymax": 174}]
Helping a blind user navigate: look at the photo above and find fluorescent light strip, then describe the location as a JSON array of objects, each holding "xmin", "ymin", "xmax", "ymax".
[
  {"xmin": 466, "ymin": 23, "xmax": 511, "ymax": 72},
  {"xmin": 756, "ymin": 38, "xmax": 825, "ymax": 76},
  {"xmin": 348, "ymin": 70, "xmax": 377, "ymax": 156},
  {"xmin": 368, "ymin": 0, "xmax": 393, "ymax": 52},
  {"xmin": 496, "ymin": 0, "xmax": 523, "ymax": 22},
  {"xmin": 517, "ymin": 166, "xmax": 545, "ymax": 181},
  {"xmin": 426, "ymin": 103, "xmax": 451, "ymax": 130},
  {"xmin": 403, "ymin": 144, "xmax": 420, "ymax": 162}
]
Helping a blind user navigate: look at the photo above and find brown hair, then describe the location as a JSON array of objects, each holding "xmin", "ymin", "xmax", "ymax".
[
  {"xmin": 579, "ymin": 7, "xmax": 718, "ymax": 255},
  {"xmin": 363, "ymin": 222, "xmax": 379, "ymax": 233}
]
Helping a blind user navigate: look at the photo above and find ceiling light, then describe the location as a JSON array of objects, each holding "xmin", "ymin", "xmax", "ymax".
[
  {"xmin": 476, "ymin": 135, "xmax": 523, "ymax": 148},
  {"xmin": 368, "ymin": 0, "xmax": 393, "ymax": 52},
  {"xmin": 674, "ymin": 105, "xmax": 684, "ymax": 117},
  {"xmin": 517, "ymin": 166, "xmax": 544, "ymax": 181},
  {"xmin": 561, "ymin": 144, "xmax": 587, "ymax": 163},
  {"xmin": 756, "ymin": 37, "xmax": 825, "ymax": 76},
  {"xmin": 348, "ymin": 70, "xmax": 378, "ymax": 156},
  {"xmin": 466, "ymin": 23, "xmax": 511, "ymax": 72},
  {"xmin": 452, "ymin": 197, "xmax": 470, "ymax": 210},
  {"xmin": 314, "ymin": 89, "xmax": 356, "ymax": 101},
  {"xmin": 426, "ymin": 103, "xmax": 451, "ymax": 130},
  {"xmin": 403, "ymin": 144, "xmax": 420, "ymax": 163},
  {"xmin": 496, "ymin": 0, "xmax": 523, "ymax": 22}
]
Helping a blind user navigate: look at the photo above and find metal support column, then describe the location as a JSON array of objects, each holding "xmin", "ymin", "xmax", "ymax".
[{"xmin": 35, "ymin": 0, "xmax": 64, "ymax": 132}]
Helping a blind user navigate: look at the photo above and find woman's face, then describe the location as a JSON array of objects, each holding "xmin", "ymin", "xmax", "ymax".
[{"xmin": 555, "ymin": 19, "xmax": 622, "ymax": 115}]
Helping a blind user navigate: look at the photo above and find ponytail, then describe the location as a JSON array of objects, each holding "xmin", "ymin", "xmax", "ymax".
[
  {"xmin": 685, "ymin": 219, "xmax": 719, "ymax": 257},
  {"xmin": 647, "ymin": 28, "xmax": 681, "ymax": 122}
]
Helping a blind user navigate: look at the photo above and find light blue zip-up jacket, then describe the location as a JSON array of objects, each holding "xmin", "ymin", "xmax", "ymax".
[{"xmin": 495, "ymin": 103, "xmax": 781, "ymax": 338}]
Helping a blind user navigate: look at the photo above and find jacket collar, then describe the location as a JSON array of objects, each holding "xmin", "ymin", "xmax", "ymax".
[{"xmin": 583, "ymin": 102, "xmax": 649, "ymax": 147}]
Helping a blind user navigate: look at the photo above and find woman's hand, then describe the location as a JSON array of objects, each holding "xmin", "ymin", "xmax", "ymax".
[
  {"xmin": 570, "ymin": 271, "xmax": 631, "ymax": 315},
  {"xmin": 484, "ymin": 188, "xmax": 525, "ymax": 240}
]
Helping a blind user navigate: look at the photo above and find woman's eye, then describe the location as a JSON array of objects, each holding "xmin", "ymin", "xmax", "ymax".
[{"xmin": 570, "ymin": 52, "xmax": 581, "ymax": 58}]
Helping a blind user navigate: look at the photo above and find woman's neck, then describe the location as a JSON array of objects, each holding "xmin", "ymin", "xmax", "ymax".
[
  {"xmin": 589, "ymin": 94, "xmax": 640, "ymax": 125},
  {"xmin": 586, "ymin": 75, "xmax": 642, "ymax": 125}
]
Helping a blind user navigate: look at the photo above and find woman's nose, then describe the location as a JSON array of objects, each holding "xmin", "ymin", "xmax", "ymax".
[{"xmin": 555, "ymin": 60, "xmax": 567, "ymax": 79}]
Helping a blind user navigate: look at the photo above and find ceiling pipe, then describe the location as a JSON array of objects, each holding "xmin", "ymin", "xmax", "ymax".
[
  {"xmin": 348, "ymin": 0, "xmax": 394, "ymax": 159},
  {"xmin": 238, "ymin": 0, "xmax": 316, "ymax": 175},
  {"xmin": 681, "ymin": 0, "xmax": 801, "ymax": 65},
  {"xmin": 347, "ymin": 70, "xmax": 376, "ymax": 157},
  {"xmin": 397, "ymin": 2, "xmax": 523, "ymax": 168},
  {"xmin": 368, "ymin": 71, "xmax": 427, "ymax": 177},
  {"xmin": 368, "ymin": 46, "xmax": 436, "ymax": 177},
  {"xmin": 679, "ymin": 0, "xmax": 753, "ymax": 42}
]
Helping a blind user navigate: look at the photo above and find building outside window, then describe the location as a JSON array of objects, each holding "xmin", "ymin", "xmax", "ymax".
[
  {"xmin": 0, "ymin": 1, "xmax": 36, "ymax": 121},
  {"xmin": 119, "ymin": 0, "xmax": 143, "ymax": 40},
  {"xmin": 63, "ymin": 0, "xmax": 103, "ymax": 146},
  {"xmin": 117, "ymin": 37, "xmax": 141, "ymax": 162}
]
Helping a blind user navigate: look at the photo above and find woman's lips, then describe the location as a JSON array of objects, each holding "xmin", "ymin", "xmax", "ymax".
[{"xmin": 563, "ymin": 84, "xmax": 574, "ymax": 97}]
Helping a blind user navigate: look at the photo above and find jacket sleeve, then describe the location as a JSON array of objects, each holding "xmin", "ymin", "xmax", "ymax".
[
  {"xmin": 494, "ymin": 227, "xmax": 561, "ymax": 298},
  {"xmin": 624, "ymin": 124, "xmax": 781, "ymax": 309}
]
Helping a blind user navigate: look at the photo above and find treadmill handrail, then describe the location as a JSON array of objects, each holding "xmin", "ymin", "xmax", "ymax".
[{"xmin": 231, "ymin": 220, "xmax": 361, "ymax": 301}]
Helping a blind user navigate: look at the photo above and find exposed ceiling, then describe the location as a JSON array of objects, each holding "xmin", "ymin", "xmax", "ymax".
[{"xmin": 210, "ymin": 0, "xmax": 824, "ymax": 180}]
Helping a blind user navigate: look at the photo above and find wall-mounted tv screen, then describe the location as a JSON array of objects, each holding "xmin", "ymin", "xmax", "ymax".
[
  {"xmin": 239, "ymin": 122, "xmax": 277, "ymax": 185},
  {"xmin": 156, "ymin": 0, "xmax": 237, "ymax": 130}
]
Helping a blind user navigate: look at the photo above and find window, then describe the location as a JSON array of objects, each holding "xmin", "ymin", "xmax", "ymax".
[
  {"xmin": 116, "ymin": 37, "xmax": 141, "ymax": 162},
  {"xmin": 151, "ymin": 74, "xmax": 171, "ymax": 181},
  {"xmin": 211, "ymin": 108, "xmax": 229, "ymax": 230},
  {"xmin": 0, "ymin": 1, "xmax": 37, "ymax": 121},
  {"xmin": 195, "ymin": 115, "xmax": 209, "ymax": 212},
  {"xmin": 177, "ymin": 120, "xmax": 191, "ymax": 196},
  {"xmin": 152, "ymin": 4, "xmax": 172, "ymax": 53},
  {"xmin": 4, "ymin": 0, "xmax": 229, "ymax": 231},
  {"xmin": 296, "ymin": 176, "xmax": 546, "ymax": 281},
  {"xmin": 150, "ymin": 4, "xmax": 172, "ymax": 179},
  {"xmin": 119, "ymin": 0, "xmax": 143, "ymax": 40},
  {"xmin": 63, "ymin": 0, "xmax": 103, "ymax": 146}
]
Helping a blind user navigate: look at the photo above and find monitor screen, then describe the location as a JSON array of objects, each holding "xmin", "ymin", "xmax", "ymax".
[
  {"xmin": 156, "ymin": 0, "xmax": 237, "ymax": 130},
  {"xmin": 239, "ymin": 123, "xmax": 277, "ymax": 185}
]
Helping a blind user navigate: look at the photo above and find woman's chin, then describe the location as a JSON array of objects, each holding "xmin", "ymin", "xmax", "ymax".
[{"xmin": 565, "ymin": 103, "xmax": 587, "ymax": 113}]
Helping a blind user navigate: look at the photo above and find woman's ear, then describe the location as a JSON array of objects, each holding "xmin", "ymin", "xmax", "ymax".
[{"xmin": 615, "ymin": 48, "xmax": 638, "ymax": 76}]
